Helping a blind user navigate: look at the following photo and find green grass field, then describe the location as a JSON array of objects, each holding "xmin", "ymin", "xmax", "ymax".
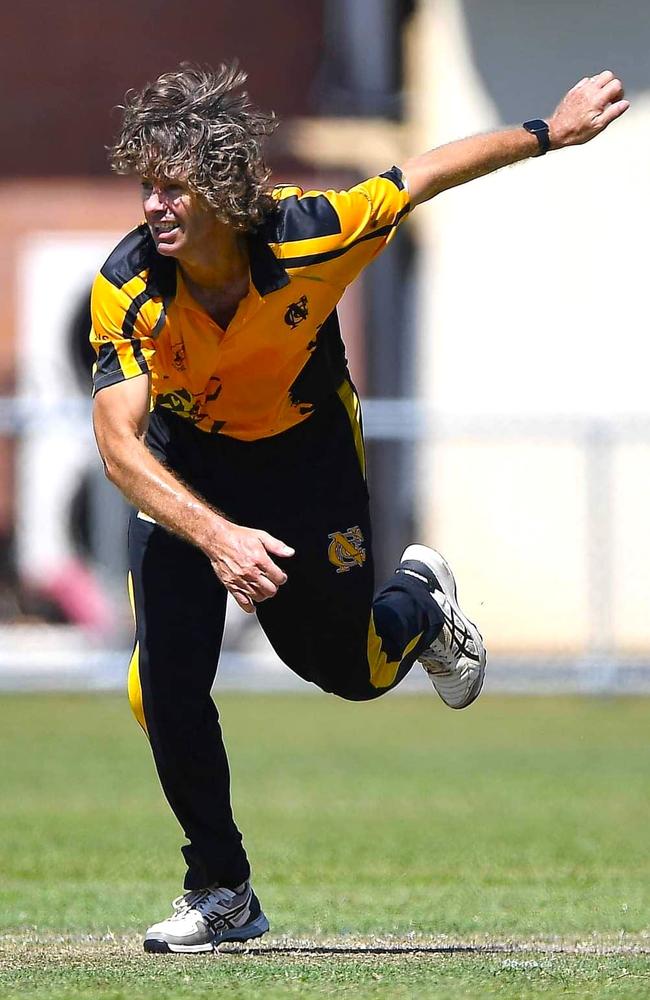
[{"xmin": 0, "ymin": 692, "xmax": 648, "ymax": 998}]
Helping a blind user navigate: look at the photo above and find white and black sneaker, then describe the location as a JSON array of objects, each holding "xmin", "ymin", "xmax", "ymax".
[
  {"xmin": 143, "ymin": 881, "xmax": 269, "ymax": 953},
  {"xmin": 398, "ymin": 545, "xmax": 486, "ymax": 710}
]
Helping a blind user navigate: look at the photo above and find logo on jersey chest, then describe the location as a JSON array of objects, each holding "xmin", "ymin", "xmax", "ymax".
[
  {"xmin": 284, "ymin": 295, "xmax": 309, "ymax": 328},
  {"xmin": 172, "ymin": 343, "xmax": 186, "ymax": 371},
  {"xmin": 328, "ymin": 526, "xmax": 366, "ymax": 573}
]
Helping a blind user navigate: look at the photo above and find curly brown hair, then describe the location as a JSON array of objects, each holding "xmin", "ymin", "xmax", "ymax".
[{"xmin": 109, "ymin": 62, "xmax": 278, "ymax": 231}]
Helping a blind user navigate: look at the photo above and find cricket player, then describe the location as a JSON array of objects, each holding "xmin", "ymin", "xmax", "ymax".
[{"xmin": 90, "ymin": 63, "xmax": 628, "ymax": 952}]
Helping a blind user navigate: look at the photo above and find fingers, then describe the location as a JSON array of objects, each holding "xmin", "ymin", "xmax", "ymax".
[
  {"xmin": 571, "ymin": 70, "xmax": 623, "ymax": 103},
  {"xmin": 209, "ymin": 524, "xmax": 296, "ymax": 610},
  {"xmin": 594, "ymin": 75, "xmax": 628, "ymax": 129},
  {"xmin": 229, "ymin": 564, "xmax": 282, "ymax": 608},
  {"xmin": 569, "ymin": 71, "xmax": 614, "ymax": 93},
  {"xmin": 225, "ymin": 563, "xmax": 280, "ymax": 604},
  {"xmin": 600, "ymin": 99, "xmax": 631, "ymax": 127},
  {"xmin": 254, "ymin": 531, "xmax": 295, "ymax": 588},
  {"xmin": 256, "ymin": 570, "xmax": 282, "ymax": 596},
  {"xmin": 231, "ymin": 590, "xmax": 256, "ymax": 614},
  {"xmin": 254, "ymin": 543, "xmax": 290, "ymax": 588},
  {"xmin": 553, "ymin": 69, "xmax": 628, "ymax": 147},
  {"xmin": 258, "ymin": 531, "xmax": 295, "ymax": 559},
  {"xmin": 569, "ymin": 76, "xmax": 589, "ymax": 93},
  {"xmin": 600, "ymin": 77, "xmax": 625, "ymax": 106},
  {"xmin": 258, "ymin": 561, "xmax": 287, "ymax": 589}
]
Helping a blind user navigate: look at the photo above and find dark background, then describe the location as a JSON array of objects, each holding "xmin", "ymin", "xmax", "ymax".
[{"xmin": 1, "ymin": 0, "xmax": 325, "ymax": 176}]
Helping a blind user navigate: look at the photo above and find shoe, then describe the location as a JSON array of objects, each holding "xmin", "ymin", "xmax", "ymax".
[
  {"xmin": 398, "ymin": 545, "xmax": 487, "ymax": 709},
  {"xmin": 143, "ymin": 881, "xmax": 269, "ymax": 953}
]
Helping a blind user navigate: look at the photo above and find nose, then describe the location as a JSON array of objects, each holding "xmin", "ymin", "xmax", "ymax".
[{"xmin": 143, "ymin": 186, "xmax": 166, "ymax": 215}]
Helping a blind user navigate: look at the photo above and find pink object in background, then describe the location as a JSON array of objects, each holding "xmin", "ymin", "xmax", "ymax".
[{"xmin": 35, "ymin": 559, "xmax": 114, "ymax": 634}]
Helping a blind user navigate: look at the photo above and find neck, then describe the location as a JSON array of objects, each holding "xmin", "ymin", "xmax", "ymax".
[{"xmin": 178, "ymin": 224, "xmax": 249, "ymax": 291}]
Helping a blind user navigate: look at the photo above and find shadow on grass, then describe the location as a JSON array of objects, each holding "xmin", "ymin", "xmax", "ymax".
[
  {"xmin": 224, "ymin": 945, "xmax": 519, "ymax": 956},
  {"xmin": 219, "ymin": 945, "xmax": 476, "ymax": 955},
  {"xmin": 220, "ymin": 942, "xmax": 650, "ymax": 958}
]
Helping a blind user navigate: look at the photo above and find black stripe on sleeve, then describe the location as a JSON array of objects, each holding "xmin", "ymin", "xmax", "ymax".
[
  {"xmin": 275, "ymin": 194, "xmax": 342, "ymax": 242},
  {"xmin": 119, "ymin": 290, "xmax": 152, "ymax": 375},
  {"xmin": 92, "ymin": 340, "xmax": 149, "ymax": 395},
  {"xmin": 379, "ymin": 166, "xmax": 406, "ymax": 191},
  {"xmin": 122, "ymin": 291, "xmax": 150, "ymax": 338},
  {"xmin": 130, "ymin": 336, "xmax": 150, "ymax": 375},
  {"xmin": 92, "ymin": 342, "xmax": 124, "ymax": 395},
  {"xmin": 279, "ymin": 203, "xmax": 410, "ymax": 270},
  {"xmin": 95, "ymin": 342, "xmax": 120, "ymax": 379}
]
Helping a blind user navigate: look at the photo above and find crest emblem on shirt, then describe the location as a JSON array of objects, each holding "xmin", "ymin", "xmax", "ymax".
[
  {"xmin": 284, "ymin": 295, "xmax": 309, "ymax": 329},
  {"xmin": 172, "ymin": 344, "xmax": 186, "ymax": 371},
  {"xmin": 327, "ymin": 526, "xmax": 366, "ymax": 573}
]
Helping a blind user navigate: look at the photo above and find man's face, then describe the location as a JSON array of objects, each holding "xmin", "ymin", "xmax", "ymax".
[{"xmin": 141, "ymin": 177, "xmax": 217, "ymax": 259}]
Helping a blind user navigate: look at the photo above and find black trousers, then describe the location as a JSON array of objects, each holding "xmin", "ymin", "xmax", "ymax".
[{"xmin": 127, "ymin": 385, "xmax": 442, "ymax": 889}]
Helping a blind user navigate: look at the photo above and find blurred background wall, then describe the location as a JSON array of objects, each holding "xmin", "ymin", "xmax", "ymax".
[
  {"xmin": 0, "ymin": 0, "xmax": 648, "ymax": 691},
  {"xmin": 409, "ymin": 0, "xmax": 650, "ymax": 678}
]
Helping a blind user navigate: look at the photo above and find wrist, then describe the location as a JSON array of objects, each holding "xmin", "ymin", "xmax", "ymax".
[
  {"xmin": 183, "ymin": 500, "xmax": 226, "ymax": 553},
  {"xmin": 546, "ymin": 115, "xmax": 571, "ymax": 151},
  {"xmin": 200, "ymin": 510, "xmax": 234, "ymax": 557}
]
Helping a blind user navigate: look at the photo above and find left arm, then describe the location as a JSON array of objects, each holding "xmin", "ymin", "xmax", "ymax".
[{"xmin": 402, "ymin": 70, "xmax": 629, "ymax": 208}]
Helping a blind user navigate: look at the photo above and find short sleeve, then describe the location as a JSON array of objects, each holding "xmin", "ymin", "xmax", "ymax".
[
  {"xmin": 272, "ymin": 166, "xmax": 410, "ymax": 286},
  {"xmin": 329, "ymin": 166, "xmax": 410, "ymax": 246},
  {"xmin": 89, "ymin": 271, "xmax": 158, "ymax": 396}
]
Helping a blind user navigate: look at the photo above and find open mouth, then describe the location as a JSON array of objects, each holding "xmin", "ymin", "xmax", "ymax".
[{"xmin": 153, "ymin": 222, "xmax": 180, "ymax": 240}]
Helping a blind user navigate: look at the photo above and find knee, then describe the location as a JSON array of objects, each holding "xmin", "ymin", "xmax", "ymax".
[
  {"xmin": 333, "ymin": 685, "xmax": 384, "ymax": 703},
  {"xmin": 316, "ymin": 663, "xmax": 387, "ymax": 702}
]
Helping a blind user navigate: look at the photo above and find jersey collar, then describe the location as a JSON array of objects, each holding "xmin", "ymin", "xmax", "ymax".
[
  {"xmin": 246, "ymin": 230, "xmax": 290, "ymax": 296},
  {"xmin": 143, "ymin": 223, "xmax": 290, "ymax": 301}
]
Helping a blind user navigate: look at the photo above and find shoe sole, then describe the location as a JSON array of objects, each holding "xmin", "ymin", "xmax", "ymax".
[
  {"xmin": 143, "ymin": 912, "xmax": 270, "ymax": 954},
  {"xmin": 402, "ymin": 545, "xmax": 487, "ymax": 709}
]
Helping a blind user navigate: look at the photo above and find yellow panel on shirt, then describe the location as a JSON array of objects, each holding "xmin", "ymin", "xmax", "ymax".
[{"xmin": 89, "ymin": 167, "xmax": 410, "ymax": 441}]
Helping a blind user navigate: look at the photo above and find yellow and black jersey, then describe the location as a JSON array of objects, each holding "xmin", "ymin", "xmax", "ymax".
[{"xmin": 90, "ymin": 167, "xmax": 410, "ymax": 440}]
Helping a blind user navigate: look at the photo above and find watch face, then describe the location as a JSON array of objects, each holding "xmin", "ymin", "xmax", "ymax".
[{"xmin": 524, "ymin": 119, "xmax": 548, "ymax": 134}]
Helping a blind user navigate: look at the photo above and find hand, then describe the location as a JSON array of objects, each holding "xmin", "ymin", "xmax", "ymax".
[
  {"xmin": 549, "ymin": 71, "xmax": 630, "ymax": 149},
  {"xmin": 208, "ymin": 522, "xmax": 295, "ymax": 614}
]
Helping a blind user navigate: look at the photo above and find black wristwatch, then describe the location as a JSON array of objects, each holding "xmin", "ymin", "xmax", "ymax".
[{"xmin": 522, "ymin": 119, "xmax": 551, "ymax": 156}]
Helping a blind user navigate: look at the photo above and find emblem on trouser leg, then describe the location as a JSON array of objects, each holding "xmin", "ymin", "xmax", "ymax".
[{"xmin": 327, "ymin": 526, "xmax": 366, "ymax": 573}]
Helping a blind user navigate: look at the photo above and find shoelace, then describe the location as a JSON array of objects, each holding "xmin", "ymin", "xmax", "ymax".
[
  {"xmin": 434, "ymin": 599, "xmax": 479, "ymax": 661},
  {"xmin": 168, "ymin": 885, "xmax": 245, "ymax": 923},
  {"xmin": 168, "ymin": 894, "xmax": 200, "ymax": 921},
  {"xmin": 168, "ymin": 888, "xmax": 218, "ymax": 920}
]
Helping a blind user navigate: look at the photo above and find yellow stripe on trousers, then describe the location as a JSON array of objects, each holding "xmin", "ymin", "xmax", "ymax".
[
  {"xmin": 337, "ymin": 379, "xmax": 366, "ymax": 478},
  {"xmin": 367, "ymin": 612, "xmax": 423, "ymax": 689},
  {"xmin": 126, "ymin": 571, "xmax": 148, "ymax": 735}
]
